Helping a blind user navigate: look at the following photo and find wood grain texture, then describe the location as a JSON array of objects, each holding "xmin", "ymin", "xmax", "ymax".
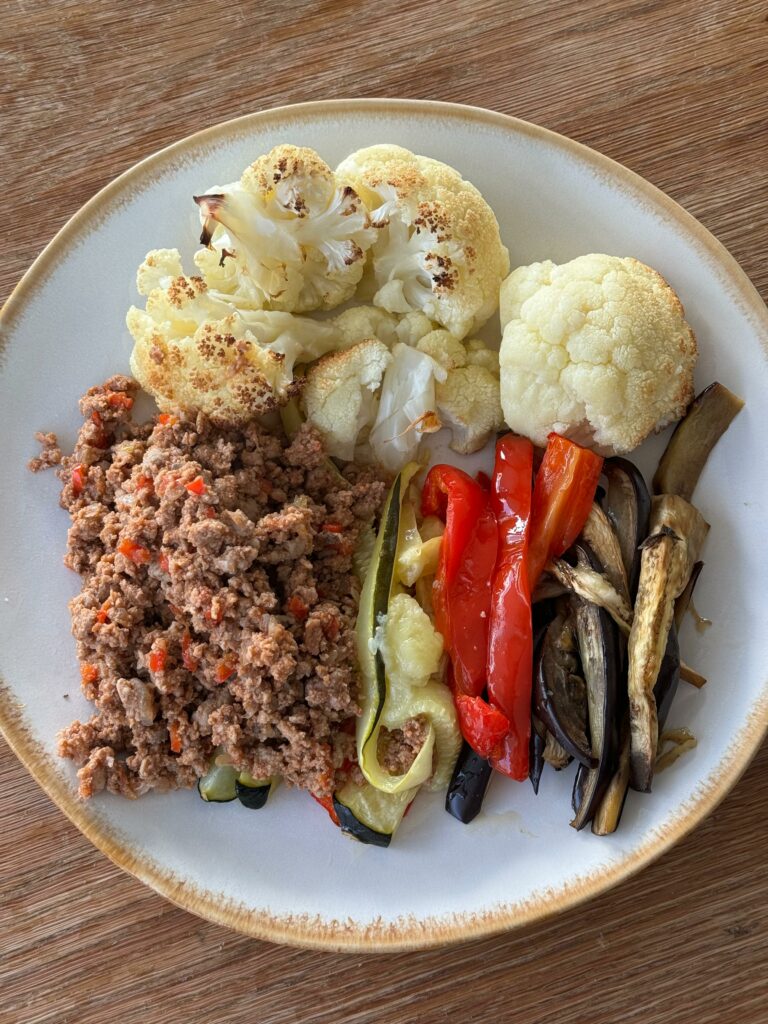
[{"xmin": 1, "ymin": 1, "xmax": 767, "ymax": 1021}]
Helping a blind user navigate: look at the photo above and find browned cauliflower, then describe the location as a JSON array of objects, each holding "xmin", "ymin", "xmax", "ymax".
[
  {"xmin": 335, "ymin": 145, "xmax": 509, "ymax": 339},
  {"xmin": 194, "ymin": 145, "xmax": 376, "ymax": 313}
]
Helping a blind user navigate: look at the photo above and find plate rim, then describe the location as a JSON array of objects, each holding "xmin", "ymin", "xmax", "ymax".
[{"xmin": 1, "ymin": 97, "xmax": 767, "ymax": 952}]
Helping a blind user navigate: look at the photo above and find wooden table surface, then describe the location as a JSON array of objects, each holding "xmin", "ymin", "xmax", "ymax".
[{"xmin": 2, "ymin": 2, "xmax": 767, "ymax": 1021}]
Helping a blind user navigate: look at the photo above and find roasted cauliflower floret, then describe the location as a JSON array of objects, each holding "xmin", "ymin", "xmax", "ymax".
[
  {"xmin": 414, "ymin": 331, "xmax": 503, "ymax": 454},
  {"xmin": 195, "ymin": 144, "xmax": 376, "ymax": 314},
  {"xmin": 498, "ymin": 254, "xmax": 698, "ymax": 454},
  {"xmin": 302, "ymin": 340, "xmax": 392, "ymax": 460},
  {"xmin": 336, "ymin": 145, "xmax": 509, "ymax": 339},
  {"xmin": 129, "ymin": 311, "xmax": 297, "ymax": 421},
  {"xmin": 127, "ymin": 248, "xmax": 338, "ymax": 423},
  {"xmin": 332, "ymin": 305, "xmax": 400, "ymax": 349}
]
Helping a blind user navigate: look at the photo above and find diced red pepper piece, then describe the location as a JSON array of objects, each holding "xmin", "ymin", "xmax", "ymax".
[
  {"xmin": 80, "ymin": 663, "xmax": 99, "ymax": 685},
  {"xmin": 312, "ymin": 793, "xmax": 340, "ymax": 827},
  {"xmin": 118, "ymin": 538, "xmax": 152, "ymax": 565},
  {"xmin": 214, "ymin": 657, "xmax": 236, "ymax": 683},
  {"xmin": 95, "ymin": 599, "xmax": 111, "ymax": 625},
  {"xmin": 527, "ymin": 433, "xmax": 604, "ymax": 588},
  {"xmin": 106, "ymin": 391, "xmax": 134, "ymax": 410},
  {"xmin": 157, "ymin": 413, "xmax": 178, "ymax": 426},
  {"xmin": 487, "ymin": 434, "xmax": 534, "ymax": 780},
  {"xmin": 136, "ymin": 474, "xmax": 154, "ymax": 492},
  {"xmin": 287, "ymin": 595, "xmax": 309, "ymax": 621},
  {"xmin": 71, "ymin": 464, "xmax": 86, "ymax": 497},
  {"xmin": 148, "ymin": 649, "xmax": 167, "ymax": 673},
  {"xmin": 421, "ymin": 465, "xmax": 498, "ymax": 699},
  {"xmin": 181, "ymin": 632, "xmax": 199, "ymax": 673},
  {"xmin": 90, "ymin": 411, "xmax": 109, "ymax": 448},
  {"xmin": 321, "ymin": 522, "xmax": 344, "ymax": 534},
  {"xmin": 454, "ymin": 694, "xmax": 511, "ymax": 759},
  {"xmin": 185, "ymin": 476, "xmax": 207, "ymax": 496},
  {"xmin": 475, "ymin": 470, "xmax": 492, "ymax": 490},
  {"xmin": 168, "ymin": 721, "xmax": 182, "ymax": 754}
]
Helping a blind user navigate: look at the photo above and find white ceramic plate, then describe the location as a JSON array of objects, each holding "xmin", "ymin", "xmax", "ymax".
[{"xmin": 1, "ymin": 100, "xmax": 766, "ymax": 951}]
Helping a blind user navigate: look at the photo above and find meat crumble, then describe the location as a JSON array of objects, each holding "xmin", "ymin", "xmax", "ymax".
[{"xmin": 32, "ymin": 376, "xmax": 388, "ymax": 800}]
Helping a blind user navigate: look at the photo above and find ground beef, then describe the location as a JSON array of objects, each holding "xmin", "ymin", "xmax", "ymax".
[
  {"xmin": 377, "ymin": 716, "xmax": 429, "ymax": 776},
  {"xmin": 34, "ymin": 376, "xmax": 388, "ymax": 800},
  {"xmin": 28, "ymin": 432, "xmax": 62, "ymax": 472}
]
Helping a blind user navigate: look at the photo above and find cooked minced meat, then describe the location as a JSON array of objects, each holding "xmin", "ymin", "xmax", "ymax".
[
  {"xmin": 32, "ymin": 375, "xmax": 387, "ymax": 800},
  {"xmin": 377, "ymin": 717, "xmax": 429, "ymax": 776}
]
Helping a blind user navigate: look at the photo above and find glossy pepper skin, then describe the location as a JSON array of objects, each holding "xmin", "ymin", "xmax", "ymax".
[
  {"xmin": 487, "ymin": 435, "xmax": 535, "ymax": 780},
  {"xmin": 527, "ymin": 433, "xmax": 604, "ymax": 588},
  {"xmin": 421, "ymin": 466, "xmax": 508, "ymax": 755},
  {"xmin": 421, "ymin": 466, "xmax": 498, "ymax": 698}
]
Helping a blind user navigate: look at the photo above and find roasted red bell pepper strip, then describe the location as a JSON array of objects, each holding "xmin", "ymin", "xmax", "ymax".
[
  {"xmin": 455, "ymin": 694, "xmax": 511, "ymax": 758},
  {"xmin": 421, "ymin": 466, "xmax": 498, "ymax": 698},
  {"xmin": 312, "ymin": 793, "xmax": 340, "ymax": 827},
  {"xmin": 487, "ymin": 434, "xmax": 534, "ymax": 780},
  {"xmin": 527, "ymin": 433, "xmax": 604, "ymax": 588}
]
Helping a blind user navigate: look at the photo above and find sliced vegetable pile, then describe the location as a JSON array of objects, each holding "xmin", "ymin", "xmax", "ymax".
[{"xmin": 441, "ymin": 383, "xmax": 742, "ymax": 834}]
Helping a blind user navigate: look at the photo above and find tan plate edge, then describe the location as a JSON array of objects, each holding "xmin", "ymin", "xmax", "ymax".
[{"xmin": 1, "ymin": 98, "xmax": 767, "ymax": 952}]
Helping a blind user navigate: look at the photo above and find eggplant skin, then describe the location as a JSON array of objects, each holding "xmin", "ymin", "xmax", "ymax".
[
  {"xmin": 529, "ymin": 721, "xmax": 546, "ymax": 795},
  {"xmin": 333, "ymin": 798, "xmax": 392, "ymax": 847},
  {"xmin": 653, "ymin": 382, "xmax": 744, "ymax": 501},
  {"xmin": 446, "ymin": 742, "xmax": 493, "ymax": 823},
  {"xmin": 602, "ymin": 458, "xmax": 651, "ymax": 599}
]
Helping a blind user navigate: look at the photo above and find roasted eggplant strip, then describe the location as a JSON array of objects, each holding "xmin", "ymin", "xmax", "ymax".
[
  {"xmin": 592, "ymin": 621, "xmax": 681, "ymax": 830},
  {"xmin": 591, "ymin": 727, "xmax": 631, "ymax": 836},
  {"xmin": 548, "ymin": 556, "xmax": 633, "ymax": 636},
  {"xmin": 581, "ymin": 503, "xmax": 630, "ymax": 603},
  {"xmin": 628, "ymin": 495, "xmax": 709, "ymax": 792},
  {"xmin": 570, "ymin": 545, "xmax": 621, "ymax": 831},
  {"xmin": 655, "ymin": 728, "xmax": 697, "ymax": 773},
  {"xmin": 445, "ymin": 742, "xmax": 493, "ymax": 823},
  {"xmin": 529, "ymin": 719, "xmax": 546, "ymax": 794},
  {"xmin": 653, "ymin": 382, "xmax": 744, "ymax": 500},
  {"xmin": 543, "ymin": 733, "xmax": 571, "ymax": 769},
  {"xmin": 602, "ymin": 458, "xmax": 651, "ymax": 597},
  {"xmin": 674, "ymin": 560, "xmax": 704, "ymax": 631},
  {"xmin": 680, "ymin": 662, "xmax": 706, "ymax": 688},
  {"xmin": 534, "ymin": 612, "xmax": 595, "ymax": 769},
  {"xmin": 532, "ymin": 576, "xmax": 569, "ymax": 603}
]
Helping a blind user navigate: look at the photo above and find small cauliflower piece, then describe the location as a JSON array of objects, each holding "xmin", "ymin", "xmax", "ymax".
[
  {"xmin": 415, "ymin": 332, "xmax": 503, "ymax": 454},
  {"xmin": 127, "ymin": 249, "xmax": 339, "ymax": 423},
  {"xmin": 436, "ymin": 365, "xmax": 504, "ymax": 455},
  {"xmin": 395, "ymin": 310, "xmax": 436, "ymax": 346},
  {"xmin": 136, "ymin": 248, "xmax": 184, "ymax": 295},
  {"xmin": 332, "ymin": 305, "xmax": 400, "ymax": 349},
  {"xmin": 369, "ymin": 343, "xmax": 446, "ymax": 472},
  {"xmin": 195, "ymin": 144, "xmax": 376, "ymax": 313},
  {"xmin": 498, "ymin": 254, "xmax": 698, "ymax": 454},
  {"xmin": 414, "ymin": 329, "xmax": 469, "ymax": 372},
  {"xmin": 302, "ymin": 340, "xmax": 392, "ymax": 460},
  {"xmin": 336, "ymin": 145, "xmax": 509, "ymax": 339}
]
